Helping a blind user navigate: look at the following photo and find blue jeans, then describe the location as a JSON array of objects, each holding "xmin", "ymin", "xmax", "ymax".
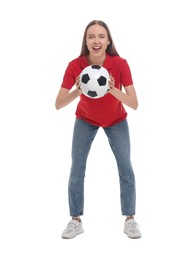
[{"xmin": 68, "ymin": 119, "xmax": 136, "ymax": 216}]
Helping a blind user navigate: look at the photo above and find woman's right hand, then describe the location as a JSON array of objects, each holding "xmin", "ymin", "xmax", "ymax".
[{"xmin": 75, "ymin": 76, "xmax": 82, "ymax": 94}]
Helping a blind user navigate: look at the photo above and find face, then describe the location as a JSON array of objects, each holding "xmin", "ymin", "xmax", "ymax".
[{"xmin": 86, "ymin": 24, "xmax": 110, "ymax": 58}]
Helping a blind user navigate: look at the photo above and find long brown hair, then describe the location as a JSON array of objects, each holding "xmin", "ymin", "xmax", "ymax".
[{"xmin": 80, "ymin": 20, "xmax": 119, "ymax": 56}]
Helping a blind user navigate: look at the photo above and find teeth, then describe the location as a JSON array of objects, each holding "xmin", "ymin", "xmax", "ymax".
[{"xmin": 93, "ymin": 46, "xmax": 101, "ymax": 49}]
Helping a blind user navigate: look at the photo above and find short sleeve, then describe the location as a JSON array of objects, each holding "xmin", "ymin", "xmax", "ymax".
[
  {"xmin": 120, "ymin": 59, "xmax": 133, "ymax": 87},
  {"xmin": 61, "ymin": 62, "xmax": 76, "ymax": 89}
]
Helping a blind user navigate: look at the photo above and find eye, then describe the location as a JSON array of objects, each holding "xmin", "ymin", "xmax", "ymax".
[
  {"xmin": 99, "ymin": 34, "xmax": 106, "ymax": 39},
  {"xmin": 87, "ymin": 35, "xmax": 94, "ymax": 39}
]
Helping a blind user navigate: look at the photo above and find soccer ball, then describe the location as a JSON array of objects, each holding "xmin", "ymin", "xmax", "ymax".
[{"xmin": 80, "ymin": 65, "xmax": 110, "ymax": 98}]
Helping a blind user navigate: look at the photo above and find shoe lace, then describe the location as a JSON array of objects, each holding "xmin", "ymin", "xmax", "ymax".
[
  {"xmin": 66, "ymin": 220, "xmax": 77, "ymax": 231},
  {"xmin": 127, "ymin": 221, "xmax": 140, "ymax": 230}
]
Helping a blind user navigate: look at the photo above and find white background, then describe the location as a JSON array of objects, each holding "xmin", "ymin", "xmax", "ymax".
[{"xmin": 0, "ymin": 0, "xmax": 195, "ymax": 259}]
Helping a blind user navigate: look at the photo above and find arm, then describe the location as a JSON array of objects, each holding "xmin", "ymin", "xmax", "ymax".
[
  {"xmin": 55, "ymin": 87, "xmax": 81, "ymax": 110},
  {"xmin": 108, "ymin": 76, "xmax": 138, "ymax": 110},
  {"xmin": 55, "ymin": 76, "xmax": 82, "ymax": 110}
]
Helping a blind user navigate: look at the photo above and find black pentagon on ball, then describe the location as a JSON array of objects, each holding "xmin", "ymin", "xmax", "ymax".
[
  {"xmin": 87, "ymin": 90, "xmax": 98, "ymax": 97},
  {"xmin": 97, "ymin": 75, "xmax": 107, "ymax": 86},
  {"xmin": 91, "ymin": 65, "xmax": 101, "ymax": 70},
  {"xmin": 81, "ymin": 74, "xmax": 90, "ymax": 84}
]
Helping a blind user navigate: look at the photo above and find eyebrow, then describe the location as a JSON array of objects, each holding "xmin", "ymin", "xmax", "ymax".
[{"xmin": 87, "ymin": 33, "xmax": 106, "ymax": 36}]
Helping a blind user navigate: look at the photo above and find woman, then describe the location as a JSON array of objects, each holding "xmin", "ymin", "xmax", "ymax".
[{"xmin": 55, "ymin": 20, "xmax": 141, "ymax": 239}]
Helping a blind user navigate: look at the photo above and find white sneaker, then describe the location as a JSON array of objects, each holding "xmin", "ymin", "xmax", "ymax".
[
  {"xmin": 61, "ymin": 219, "xmax": 84, "ymax": 239},
  {"xmin": 124, "ymin": 219, "xmax": 142, "ymax": 239}
]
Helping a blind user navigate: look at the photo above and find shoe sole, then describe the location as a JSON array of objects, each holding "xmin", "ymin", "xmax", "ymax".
[
  {"xmin": 128, "ymin": 235, "xmax": 142, "ymax": 239},
  {"xmin": 61, "ymin": 230, "xmax": 84, "ymax": 239},
  {"xmin": 124, "ymin": 230, "xmax": 142, "ymax": 239}
]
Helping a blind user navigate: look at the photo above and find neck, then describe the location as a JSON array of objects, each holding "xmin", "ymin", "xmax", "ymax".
[{"xmin": 87, "ymin": 53, "xmax": 106, "ymax": 66}]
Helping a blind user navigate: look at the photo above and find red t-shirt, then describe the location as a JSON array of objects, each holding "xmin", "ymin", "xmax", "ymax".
[{"xmin": 61, "ymin": 53, "xmax": 133, "ymax": 127}]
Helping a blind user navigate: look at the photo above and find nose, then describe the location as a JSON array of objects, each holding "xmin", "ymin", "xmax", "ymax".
[{"xmin": 94, "ymin": 36, "xmax": 100, "ymax": 43}]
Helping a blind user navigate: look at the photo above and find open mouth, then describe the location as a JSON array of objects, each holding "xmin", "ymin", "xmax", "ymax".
[{"xmin": 92, "ymin": 46, "xmax": 101, "ymax": 51}]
